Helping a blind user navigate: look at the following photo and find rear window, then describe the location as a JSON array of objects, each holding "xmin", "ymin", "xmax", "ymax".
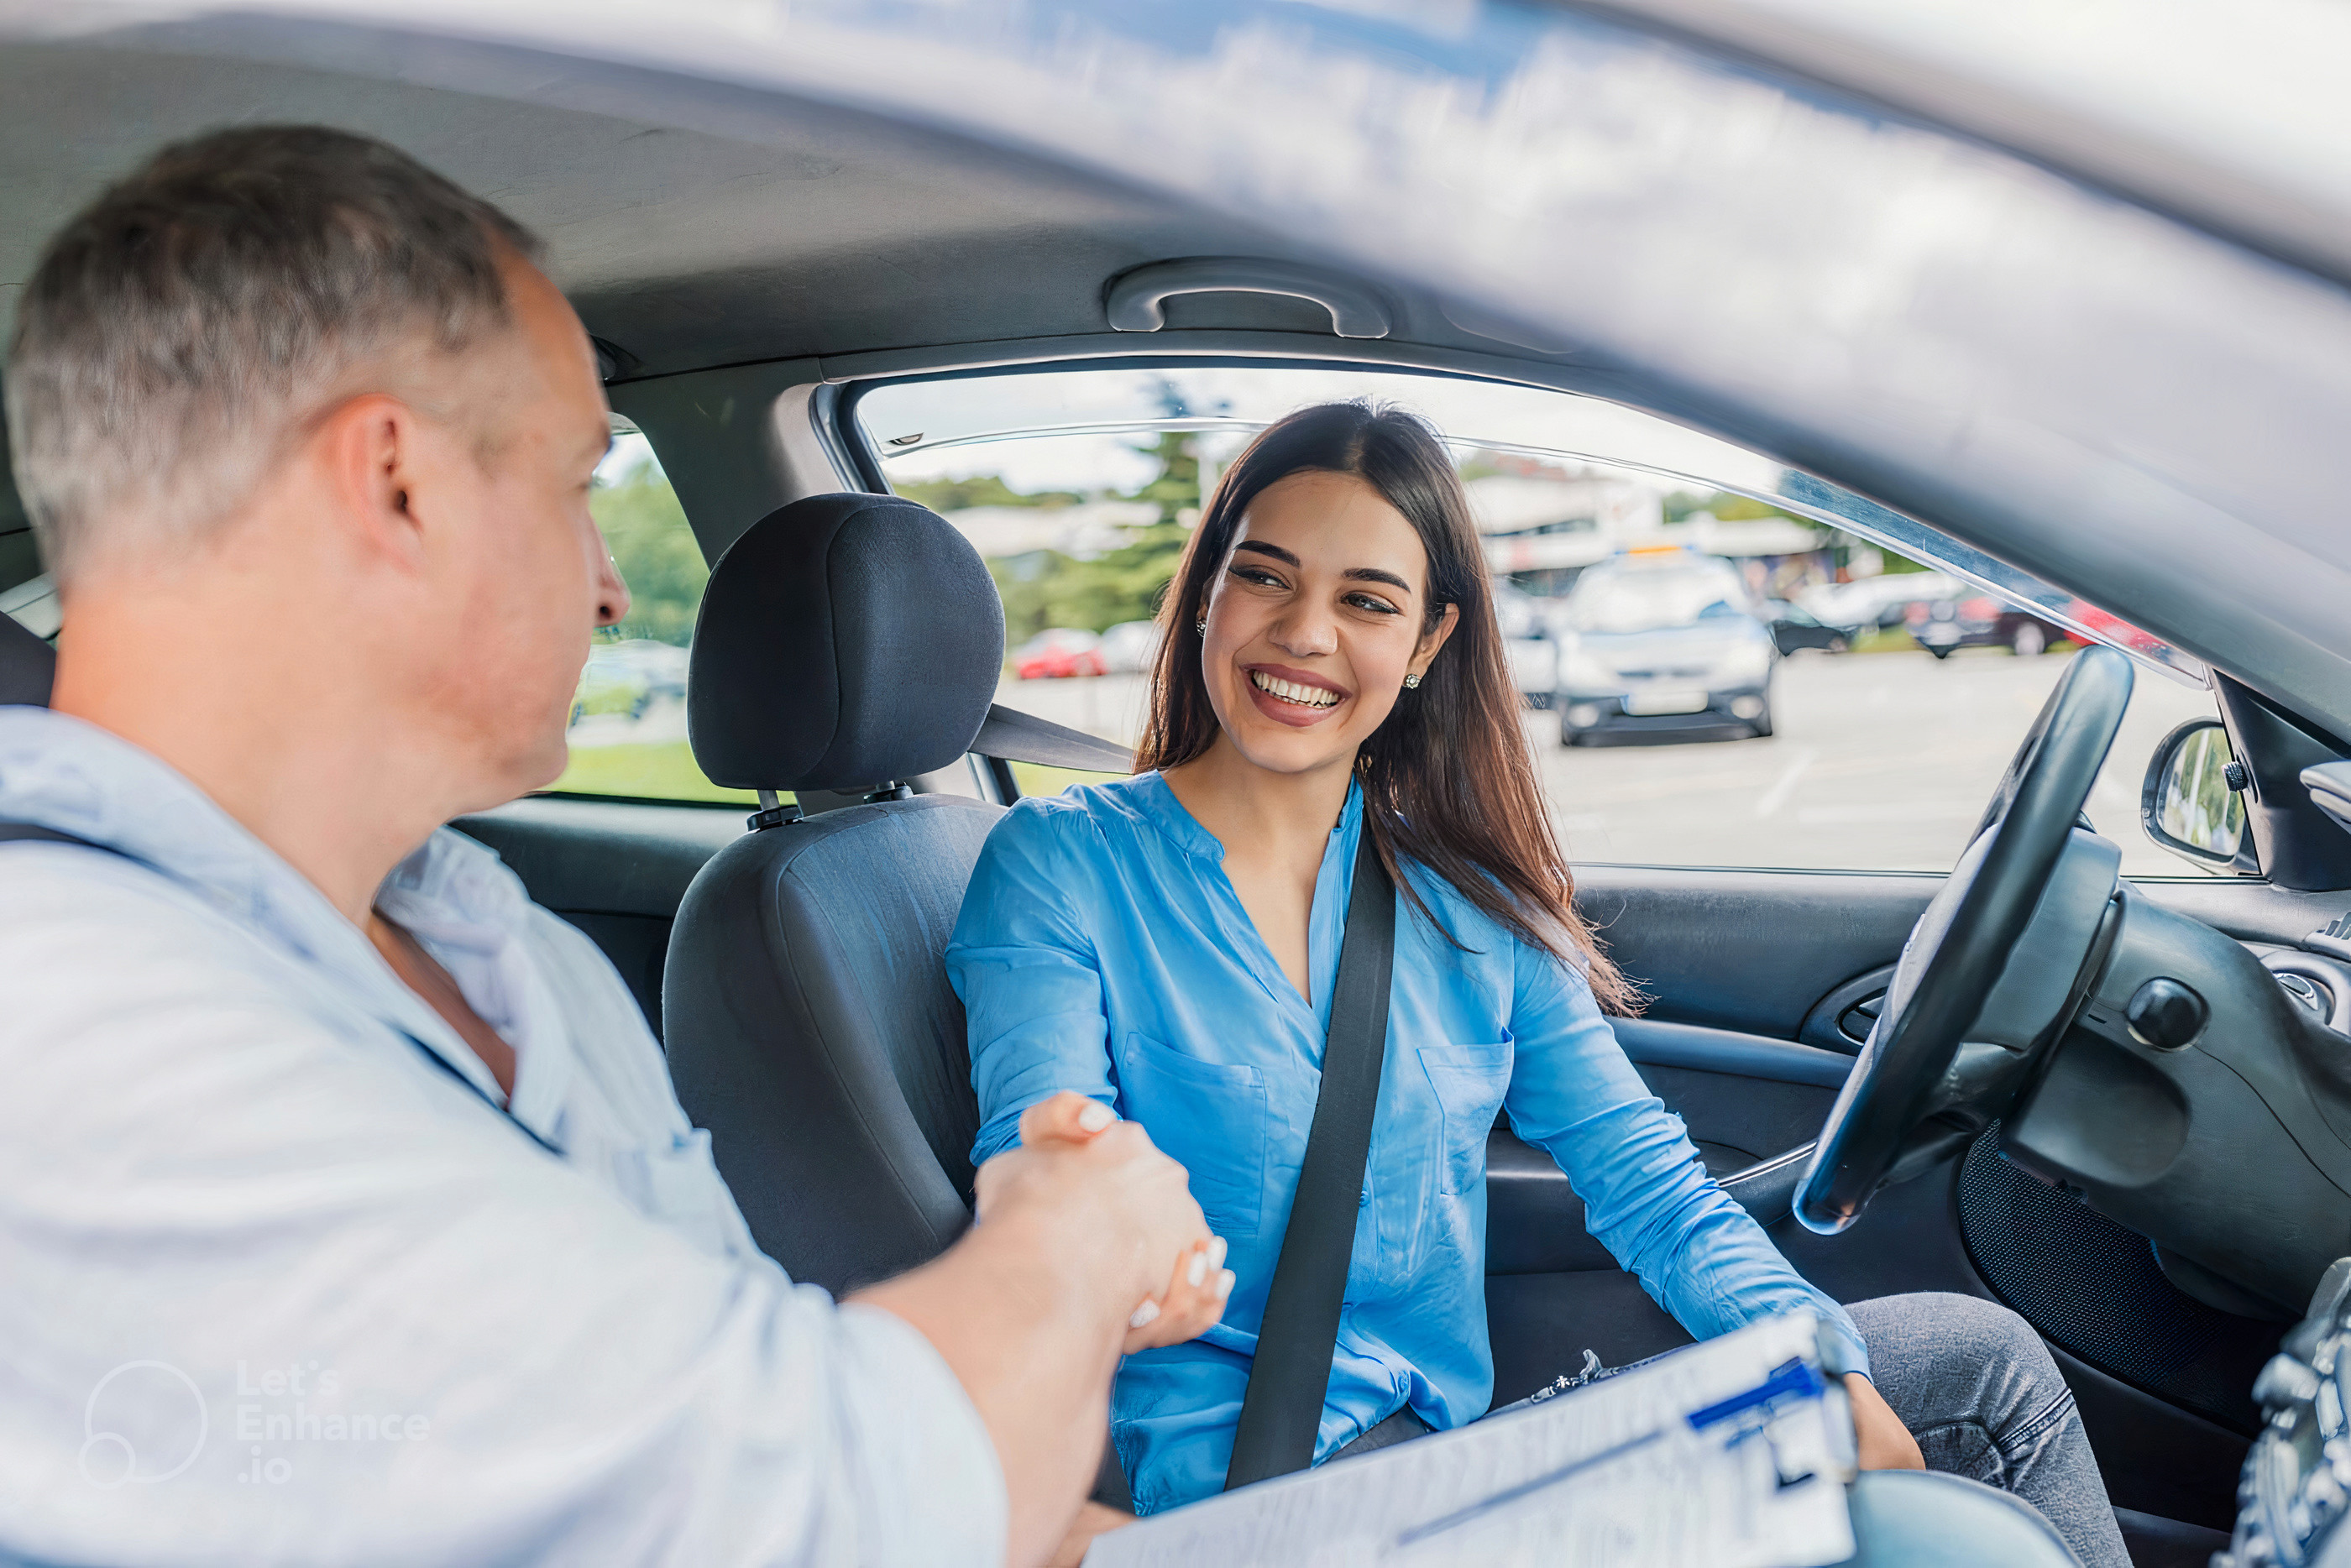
[{"xmin": 543, "ymin": 432, "xmax": 757, "ymax": 807}]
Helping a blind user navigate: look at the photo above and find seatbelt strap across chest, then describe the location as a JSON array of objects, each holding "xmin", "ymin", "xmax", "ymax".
[{"xmin": 1224, "ymin": 823, "xmax": 1398, "ymax": 1490}]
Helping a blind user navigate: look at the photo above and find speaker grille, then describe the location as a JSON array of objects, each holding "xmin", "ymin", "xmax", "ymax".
[{"xmin": 1956, "ymin": 1126, "xmax": 2274, "ymax": 1433}]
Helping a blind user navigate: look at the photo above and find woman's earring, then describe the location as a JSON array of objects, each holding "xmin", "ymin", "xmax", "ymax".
[
  {"xmin": 1404, "ymin": 672, "xmax": 1422, "ymax": 689},
  {"xmin": 1196, "ymin": 614, "xmax": 1208, "ymax": 635}
]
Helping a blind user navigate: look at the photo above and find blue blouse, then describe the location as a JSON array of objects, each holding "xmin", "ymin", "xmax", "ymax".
[{"xmin": 946, "ymin": 772, "xmax": 1865, "ymax": 1515}]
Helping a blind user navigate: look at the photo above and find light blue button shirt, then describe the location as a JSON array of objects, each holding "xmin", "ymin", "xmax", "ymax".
[
  {"xmin": 947, "ymin": 771, "xmax": 1865, "ymax": 1516},
  {"xmin": 0, "ymin": 708, "xmax": 1003, "ymax": 1568}
]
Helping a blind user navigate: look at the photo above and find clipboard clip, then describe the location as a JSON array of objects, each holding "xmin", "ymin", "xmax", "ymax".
[
  {"xmin": 1689, "ymin": 1357, "xmax": 1835, "ymax": 1490},
  {"xmin": 1686, "ymin": 1357, "xmax": 1828, "ymax": 1435}
]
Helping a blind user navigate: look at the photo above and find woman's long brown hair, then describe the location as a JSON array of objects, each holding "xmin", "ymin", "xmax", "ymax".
[{"xmin": 1136, "ymin": 401, "xmax": 1637, "ymax": 1013}]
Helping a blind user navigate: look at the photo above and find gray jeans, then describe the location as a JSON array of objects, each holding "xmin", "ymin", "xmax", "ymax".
[{"xmin": 1336, "ymin": 1293, "xmax": 2127, "ymax": 1568}]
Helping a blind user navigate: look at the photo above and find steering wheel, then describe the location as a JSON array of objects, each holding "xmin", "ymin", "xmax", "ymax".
[{"xmin": 1795, "ymin": 645, "xmax": 2138, "ymax": 1234}]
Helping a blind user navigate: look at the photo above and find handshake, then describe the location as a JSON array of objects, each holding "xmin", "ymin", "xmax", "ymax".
[
  {"xmin": 853, "ymin": 1090, "xmax": 1233, "ymax": 1564},
  {"xmin": 977, "ymin": 1091, "xmax": 1237, "ymax": 1353}
]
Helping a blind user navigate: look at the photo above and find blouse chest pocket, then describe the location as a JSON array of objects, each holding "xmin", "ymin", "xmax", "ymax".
[
  {"xmin": 1113, "ymin": 1033, "xmax": 1270, "ymax": 1240},
  {"xmin": 1416, "ymin": 1039, "xmax": 1514, "ymax": 1196}
]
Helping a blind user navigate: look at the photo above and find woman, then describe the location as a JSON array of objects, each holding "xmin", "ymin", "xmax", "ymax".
[{"xmin": 946, "ymin": 403, "xmax": 2124, "ymax": 1566}]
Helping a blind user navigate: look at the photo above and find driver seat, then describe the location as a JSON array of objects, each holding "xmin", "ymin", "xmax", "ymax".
[{"xmin": 661, "ymin": 493, "xmax": 1013, "ymax": 1294}]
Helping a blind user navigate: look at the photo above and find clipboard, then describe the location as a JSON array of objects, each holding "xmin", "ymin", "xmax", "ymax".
[{"xmin": 1084, "ymin": 1310, "xmax": 1859, "ymax": 1568}]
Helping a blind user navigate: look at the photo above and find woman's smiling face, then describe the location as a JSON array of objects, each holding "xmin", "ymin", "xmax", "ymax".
[{"xmin": 1198, "ymin": 468, "xmax": 1458, "ymax": 777}]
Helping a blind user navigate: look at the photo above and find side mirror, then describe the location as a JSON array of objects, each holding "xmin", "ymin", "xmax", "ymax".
[{"xmin": 2141, "ymin": 718, "xmax": 2254, "ymax": 871}]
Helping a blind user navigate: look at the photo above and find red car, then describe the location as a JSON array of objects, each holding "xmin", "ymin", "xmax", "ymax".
[{"xmin": 1012, "ymin": 628, "xmax": 1107, "ymax": 679}]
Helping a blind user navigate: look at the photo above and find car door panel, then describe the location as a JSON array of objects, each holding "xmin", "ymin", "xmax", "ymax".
[
  {"xmin": 1574, "ymin": 865, "xmax": 1935, "ymax": 1037},
  {"xmin": 1486, "ymin": 1162, "xmax": 1982, "ymax": 1399},
  {"xmin": 453, "ymin": 798, "xmax": 741, "ymax": 1043},
  {"xmin": 1550, "ymin": 863, "xmax": 2274, "ymax": 1529}
]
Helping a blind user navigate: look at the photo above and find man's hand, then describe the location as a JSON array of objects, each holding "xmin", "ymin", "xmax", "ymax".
[
  {"xmin": 973, "ymin": 1091, "xmax": 1219, "ymax": 1325},
  {"xmin": 1845, "ymin": 1373, "xmax": 1924, "ymax": 1471},
  {"xmin": 1003, "ymin": 1093, "xmax": 1234, "ymax": 1351},
  {"xmin": 1047, "ymin": 1502, "xmax": 1134, "ymax": 1568},
  {"xmin": 865, "ymin": 1091, "xmax": 1223, "ymax": 1566}
]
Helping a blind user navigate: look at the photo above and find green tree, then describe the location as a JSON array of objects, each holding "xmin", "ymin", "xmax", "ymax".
[
  {"xmin": 894, "ymin": 473, "xmax": 1081, "ymax": 513},
  {"xmin": 591, "ymin": 467, "xmax": 706, "ymax": 645},
  {"xmin": 987, "ymin": 430, "xmax": 1200, "ymax": 645}
]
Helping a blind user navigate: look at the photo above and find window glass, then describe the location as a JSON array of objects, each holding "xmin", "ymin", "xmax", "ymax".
[
  {"xmin": 543, "ymin": 432, "xmax": 757, "ymax": 807},
  {"xmin": 857, "ymin": 364, "xmax": 2225, "ymax": 876}
]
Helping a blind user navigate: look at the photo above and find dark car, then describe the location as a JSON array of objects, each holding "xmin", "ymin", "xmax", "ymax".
[
  {"xmin": 1554, "ymin": 554, "xmax": 1778, "ymax": 743},
  {"xmin": 1906, "ymin": 592, "xmax": 2068, "ymax": 658},
  {"xmin": 1762, "ymin": 599, "xmax": 1851, "ymax": 655}
]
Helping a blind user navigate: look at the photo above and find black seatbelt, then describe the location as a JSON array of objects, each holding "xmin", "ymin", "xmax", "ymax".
[
  {"xmin": 0, "ymin": 818, "xmax": 560, "ymax": 1156},
  {"xmin": 0, "ymin": 821, "xmax": 86, "ymax": 846},
  {"xmin": 1225, "ymin": 824, "xmax": 1397, "ymax": 1489}
]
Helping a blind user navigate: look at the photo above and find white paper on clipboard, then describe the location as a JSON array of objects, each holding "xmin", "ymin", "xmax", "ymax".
[{"xmin": 1085, "ymin": 1310, "xmax": 1856, "ymax": 1568}]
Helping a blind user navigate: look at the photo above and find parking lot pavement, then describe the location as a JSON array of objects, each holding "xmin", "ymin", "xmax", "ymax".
[
  {"xmin": 1529, "ymin": 648, "xmax": 2216, "ymax": 877},
  {"xmin": 997, "ymin": 646, "xmax": 2223, "ymax": 880}
]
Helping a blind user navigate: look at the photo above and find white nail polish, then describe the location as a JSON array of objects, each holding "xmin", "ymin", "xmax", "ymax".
[
  {"xmin": 1215, "ymin": 1269, "xmax": 1236, "ymax": 1300},
  {"xmin": 1186, "ymin": 1251, "xmax": 1209, "ymax": 1288},
  {"xmin": 1077, "ymin": 1101, "xmax": 1115, "ymax": 1132},
  {"xmin": 1128, "ymin": 1299, "xmax": 1160, "ymax": 1329},
  {"xmin": 1207, "ymin": 1236, "xmax": 1228, "ymax": 1270}
]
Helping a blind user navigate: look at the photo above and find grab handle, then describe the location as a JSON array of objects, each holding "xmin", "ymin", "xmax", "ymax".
[{"xmin": 1105, "ymin": 258, "xmax": 1391, "ymax": 338}]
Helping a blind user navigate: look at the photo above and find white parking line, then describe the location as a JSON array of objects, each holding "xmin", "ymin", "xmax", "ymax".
[{"xmin": 1752, "ymin": 748, "xmax": 1819, "ymax": 818}]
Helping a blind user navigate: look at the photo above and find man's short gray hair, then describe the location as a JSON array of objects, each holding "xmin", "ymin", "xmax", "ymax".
[{"xmin": 4, "ymin": 125, "xmax": 544, "ymax": 580}]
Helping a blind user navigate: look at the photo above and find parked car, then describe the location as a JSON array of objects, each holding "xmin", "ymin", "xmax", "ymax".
[
  {"xmin": 1798, "ymin": 572, "xmax": 1959, "ymax": 634},
  {"xmin": 1011, "ymin": 627, "xmax": 1106, "ymax": 679},
  {"xmin": 2066, "ymin": 601, "xmax": 2172, "ymax": 657},
  {"xmin": 1493, "ymin": 580, "xmax": 1559, "ymax": 708},
  {"xmin": 1097, "ymin": 619, "xmax": 1164, "ymax": 674},
  {"xmin": 1761, "ymin": 599, "xmax": 1850, "ymax": 655},
  {"xmin": 1904, "ymin": 592, "xmax": 2069, "ymax": 658},
  {"xmin": 1554, "ymin": 552, "xmax": 1778, "ymax": 743},
  {"xmin": 569, "ymin": 638, "xmax": 689, "ymax": 724}
]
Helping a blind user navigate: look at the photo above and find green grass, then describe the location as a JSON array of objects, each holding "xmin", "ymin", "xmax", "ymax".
[
  {"xmin": 1009, "ymin": 761, "xmax": 1130, "ymax": 799},
  {"xmin": 1847, "ymin": 627, "xmax": 2085, "ymax": 657},
  {"xmin": 547, "ymin": 740, "xmax": 762, "ymax": 805},
  {"xmin": 549, "ymin": 743, "xmax": 1120, "ymax": 808}
]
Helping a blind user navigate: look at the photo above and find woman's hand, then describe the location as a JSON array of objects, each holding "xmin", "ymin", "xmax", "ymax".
[
  {"xmin": 1018, "ymin": 1092, "xmax": 1235, "ymax": 1351},
  {"xmin": 1047, "ymin": 1502, "xmax": 1135, "ymax": 1568},
  {"xmin": 1123, "ymin": 1235, "xmax": 1233, "ymax": 1352},
  {"xmin": 1844, "ymin": 1373, "xmax": 1924, "ymax": 1471}
]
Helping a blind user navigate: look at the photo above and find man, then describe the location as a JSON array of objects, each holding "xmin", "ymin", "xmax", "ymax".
[{"xmin": 0, "ymin": 127, "xmax": 1226, "ymax": 1566}]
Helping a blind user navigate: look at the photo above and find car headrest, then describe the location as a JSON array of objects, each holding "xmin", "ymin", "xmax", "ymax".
[
  {"xmin": 0, "ymin": 610, "xmax": 55, "ymax": 707},
  {"xmin": 687, "ymin": 493, "xmax": 1005, "ymax": 792}
]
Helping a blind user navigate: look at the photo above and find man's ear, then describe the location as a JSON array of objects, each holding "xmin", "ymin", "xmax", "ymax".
[{"xmin": 318, "ymin": 393, "xmax": 430, "ymax": 571}]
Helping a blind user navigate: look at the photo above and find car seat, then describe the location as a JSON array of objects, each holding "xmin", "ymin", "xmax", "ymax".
[
  {"xmin": 0, "ymin": 608, "xmax": 55, "ymax": 706},
  {"xmin": 662, "ymin": 492, "xmax": 1014, "ymax": 1294}
]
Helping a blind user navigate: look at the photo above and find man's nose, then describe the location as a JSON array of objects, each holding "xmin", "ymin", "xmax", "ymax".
[{"xmin": 595, "ymin": 548, "xmax": 631, "ymax": 629}]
